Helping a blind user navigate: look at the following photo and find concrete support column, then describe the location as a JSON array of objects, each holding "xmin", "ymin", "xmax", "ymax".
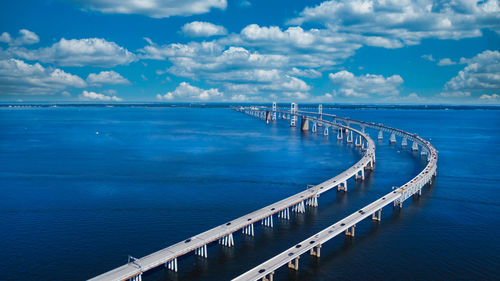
[
  {"xmin": 324, "ymin": 126, "xmax": 329, "ymax": 136},
  {"xmin": 355, "ymin": 169, "xmax": 364, "ymax": 181},
  {"xmin": 390, "ymin": 133, "xmax": 396, "ymax": 143},
  {"xmin": 310, "ymin": 244, "xmax": 322, "ymax": 257},
  {"xmin": 288, "ymin": 257, "xmax": 300, "ymax": 270},
  {"xmin": 412, "ymin": 141, "xmax": 419, "ymax": 151},
  {"xmin": 402, "ymin": 137, "xmax": 408, "ymax": 147},
  {"xmin": 345, "ymin": 225, "xmax": 356, "ymax": 237},
  {"xmin": 272, "ymin": 102, "xmax": 277, "ymax": 121},
  {"xmin": 347, "ymin": 130, "xmax": 353, "ymax": 143},
  {"xmin": 266, "ymin": 111, "xmax": 271, "ymax": 124},
  {"xmin": 318, "ymin": 104, "xmax": 323, "ymax": 124},
  {"xmin": 306, "ymin": 196, "xmax": 318, "ymax": 207},
  {"xmin": 243, "ymin": 224, "xmax": 254, "ymax": 236},
  {"xmin": 393, "ymin": 201, "xmax": 403, "ymax": 209},
  {"xmin": 312, "ymin": 122, "xmax": 317, "ymax": 133},
  {"xmin": 165, "ymin": 258, "xmax": 178, "ymax": 272},
  {"xmin": 301, "ymin": 117, "xmax": 309, "ymax": 131},
  {"xmin": 372, "ymin": 209, "xmax": 381, "ymax": 221},
  {"xmin": 337, "ymin": 181, "xmax": 347, "ymax": 192},
  {"xmin": 337, "ymin": 128, "xmax": 343, "ymax": 140},
  {"xmin": 290, "ymin": 103, "xmax": 297, "ymax": 127},
  {"xmin": 262, "ymin": 271, "xmax": 275, "ymax": 281},
  {"xmin": 378, "ymin": 130, "xmax": 383, "ymax": 140}
]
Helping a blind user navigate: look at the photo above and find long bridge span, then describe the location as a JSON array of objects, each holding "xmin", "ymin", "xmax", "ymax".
[
  {"xmin": 233, "ymin": 103, "xmax": 437, "ymax": 281},
  {"xmin": 90, "ymin": 103, "xmax": 437, "ymax": 281}
]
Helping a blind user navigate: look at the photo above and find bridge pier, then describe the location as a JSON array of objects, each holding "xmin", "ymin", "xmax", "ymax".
[
  {"xmin": 310, "ymin": 244, "xmax": 322, "ymax": 257},
  {"xmin": 337, "ymin": 181, "xmax": 347, "ymax": 192},
  {"xmin": 262, "ymin": 271, "xmax": 274, "ymax": 281},
  {"xmin": 346, "ymin": 130, "xmax": 353, "ymax": 143},
  {"xmin": 242, "ymin": 223, "xmax": 255, "ymax": 236},
  {"xmin": 311, "ymin": 122, "xmax": 317, "ymax": 133},
  {"xmin": 261, "ymin": 215, "xmax": 274, "ymax": 227},
  {"xmin": 337, "ymin": 128, "xmax": 343, "ymax": 140},
  {"xmin": 278, "ymin": 208, "xmax": 290, "ymax": 220},
  {"xmin": 390, "ymin": 133, "xmax": 396, "ymax": 144},
  {"xmin": 288, "ymin": 257, "xmax": 300, "ymax": 270},
  {"xmin": 345, "ymin": 225, "xmax": 356, "ymax": 237},
  {"xmin": 318, "ymin": 104, "xmax": 323, "ymax": 126},
  {"xmin": 355, "ymin": 169, "xmax": 365, "ymax": 181},
  {"xmin": 306, "ymin": 195, "xmax": 318, "ymax": 207},
  {"xmin": 378, "ymin": 130, "xmax": 383, "ymax": 140},
  {"xmin": 266, "ymin": 111, "xmax": 271, "ymax": 124},
  {"xmin": 393, "ymin": 201, "xmax": 403, "ymax": 209},
  {"xmin": 292, "ymin": 201, "xmax": 306, "ymax": 213},
  {"xmin": 372, "ymin": 209, "xmax": 382, "ymax": 221},
  {"xmin": 272, "ymin": 102, "xmax": 277, "ymax": 121},
  {"xmin": 413, "ymin": 189, "xmax": 422, "ymax": 197},
  {"xmin": 195, "ymin": 245, "xmax": 208, "ymax": 258},
  {"xmin": 355, "ymin": 134, "xmax": 362, "ymax": 147},
  {"xmin": 402, "ymin": 137, "xmax": 408, "ymax": 147},
  {"xmin": 301, "ymin": 117, "xmax": 309, "ymax": 131},
  {"xmin": 165, "ymin": 258, "xmax": 178, "ymax": 272},
  {"xmin": 219, "ymin": 233, "xmax": 234, "ymax": 247},
  {"xmin": 290, "ymin": 103, "xmax": 298, "ymax": 127},
  {"xmin": 324, "ymin": 126, "xmax": 329, "ymax": 136},
  {"xmin": 412, "ymin": 141, "xmax": 419, "ymax": 151},
  {"xmin": 364, "ymin": 160, "xmax": 374, "ymax": 171},
  {"xmin": 129, "ymin": 274, "xmax": 142, "ymax": 281}
]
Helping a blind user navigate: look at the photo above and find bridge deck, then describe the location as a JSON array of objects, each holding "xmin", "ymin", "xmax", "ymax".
[{"xmin": 232, "ymin": 189, "xmax": 401, "ymax": 281}]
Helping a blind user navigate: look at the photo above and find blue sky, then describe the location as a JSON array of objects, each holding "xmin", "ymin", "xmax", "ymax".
[{"xmin": 0, "ymin": 0, "xmax": 499, "ymax": 104}]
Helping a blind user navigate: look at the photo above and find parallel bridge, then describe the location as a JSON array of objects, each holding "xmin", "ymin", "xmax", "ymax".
[
  {"xmin": 90, "ymin": 103, "xmax": 437, "ymax": 281},
  {"xmin": 90, "ymin": 105, "xmax": 376, "ymax": 281},
  {"xmin": 233, "ymin": 103, "xmax": 437, "ymax": 281}
]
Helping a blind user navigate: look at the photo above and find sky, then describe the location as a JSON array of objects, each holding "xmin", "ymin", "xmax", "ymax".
[{"xmin": 0, "ymin": 0, "xmax": 499, "ymax": 104}]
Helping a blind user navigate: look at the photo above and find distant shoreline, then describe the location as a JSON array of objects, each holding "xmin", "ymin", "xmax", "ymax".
[{"xmin": 1, "ymin": 103, "xmax": 499, "ymax": 110}]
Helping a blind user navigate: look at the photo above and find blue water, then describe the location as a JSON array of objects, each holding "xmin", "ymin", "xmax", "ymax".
[{"xmin": 0, "ymin": 106, "xmax": 499, "ymax": 281}]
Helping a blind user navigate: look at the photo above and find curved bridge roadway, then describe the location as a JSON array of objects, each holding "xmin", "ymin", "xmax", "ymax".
[
  {"xmin": 89, "ymin": 108, "xmax": 376, "ymax": 280},
  {"xmin": 233, "ymin": 105, "xmax": 438, "ymax": 281}
]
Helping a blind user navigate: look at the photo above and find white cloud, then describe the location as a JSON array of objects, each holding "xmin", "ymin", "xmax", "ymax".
[
  {"xmin": 289, "ymin": 67, "xmax": 322, "ymax": 78},
  {"xmin": 437, "ymin": 58, "xmax": 457, "ymax": 66},
  {"xmin": 0, "ymin": 32, "xmax": 12, "ymax": 43},
  {"xmin": 0, "ymin": 29, "xmax": 39, "ymax": 45},
  {"xmin": 421, "ymin": 54, "xmax": 435, "ymax": 62},
  {"xmin": 182, "ymin": 21, "xmax": 227, "ymax": 37},
  {"xmin": 479, "ymin": 93, "xmax": 499, "ymax": 100},
  {"xmin": 79, "ymin": 90, "xmax": 123, "ymax": 101},
  {"xmin": 289, "ymin": 0, "xmax": 500, "ymax": 45},
  {"xmin": 157, "ymin": 82, "xmax": 223, "ymax": 101},
  {"xmin": 445, "ymin": 50, "xmax": 500, "ymax": 91},
  {"xmin": 230, "ymin": 94, "xmax": 249, "ymax": 101},
  {"xmin": 75, "ymin": 0, "xmax": 227, "ymax": 18},
  {"xmin": 141, "ymin": 41, "xmax": 312, "ymax": 98},
  {"xmin": 438, "ymin": 91, "xmax": 471, "ymax": 97},
  {"xmin": 86, "ymin": 71, "xmax": 131, "ymax": 85},
  {"xmin": 329, "ymin": 70, "xmax": 403, "ymax": 98},
  {"xmin": 283, "ymin": 91, "xmax": 311, "ymax": 100},
  {"xmin": 16, "ymin": 29, "xmax": 39, "ymax": 45},
  {"xmin": 0, "ymin": 59, "xmax": 86, "ymax": 95},
  {"xmin": 14, "ymin": 38, "xmax": 136, "ymax": 67}
]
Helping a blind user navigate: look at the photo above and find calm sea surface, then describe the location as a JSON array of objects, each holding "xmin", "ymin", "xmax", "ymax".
[{"xmin": 0, "ymin": 106, "xmax": 499, "ymax": 281}]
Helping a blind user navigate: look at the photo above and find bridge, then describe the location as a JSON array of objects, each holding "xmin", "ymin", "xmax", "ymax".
[
  {"xmin": 89, "ymin": 102, "xmax": 436, "ymax": 281},
  {"xmin": 233, "ymin": 103, "xmax": 437, "ymax": 281}
]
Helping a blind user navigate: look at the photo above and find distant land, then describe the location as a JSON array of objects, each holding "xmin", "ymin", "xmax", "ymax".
[{"xmin": 1, "ymin": 103, "xmax": 499, "ymax": 110}]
